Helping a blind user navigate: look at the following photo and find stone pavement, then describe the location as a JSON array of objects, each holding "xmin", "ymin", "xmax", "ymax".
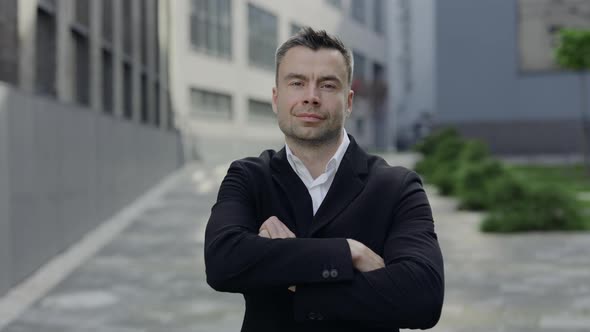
[{"xmin": 0, "ymin": 154, "xmax": 590, "ymax": 331}]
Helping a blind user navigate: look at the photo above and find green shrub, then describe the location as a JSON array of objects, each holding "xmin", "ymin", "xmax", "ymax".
[
  {"xmin": 413, "ymin": 128, "xmax": 460, "ymax": 156},
  {"xmin": 455, "ymin": 159, "xmax": 506, "ymax": 210},
  {"xmin": 459, "ymin": 140, "xmax": 489, "ymax": 164},
  {"xmin": 414, "ymin": 156, "xmax": 436, "ymax": 178},
  {"xmin": 481, "ymin": 184, "xmax": 586, "ymax": 232},
  {"xmin": 486, "ymin": 173, "xmax": 529, "ymax": 207},
  {"xmin": 428, "ymin": 137, "xmax": 467, "ymax": 195}
]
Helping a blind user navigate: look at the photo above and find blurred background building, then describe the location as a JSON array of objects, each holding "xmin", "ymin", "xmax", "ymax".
[
  {"xmin": 393, "ymin": 0, "xmax": 590, "ymax": 156},
  {"xmin": 168, "ymin": 0, "xmax": 396, "ymax": 163},
  {"xmin": 0, "ymin": 0, "xmax": 179, "ymax": 297}
]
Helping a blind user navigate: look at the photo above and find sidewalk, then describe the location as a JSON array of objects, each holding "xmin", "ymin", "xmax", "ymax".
[{"xmin": 1, "ymin": 154, "xmax": 589, "ymax": 331}]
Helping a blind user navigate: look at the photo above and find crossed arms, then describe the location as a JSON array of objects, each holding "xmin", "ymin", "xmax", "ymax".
[
  {"xmin": 204, "ymin": 162, "xmax": 444, "ymax": 328},
  {"xmin": 258, "ymin": 216, "xmax": 386, "ymax": 293}
]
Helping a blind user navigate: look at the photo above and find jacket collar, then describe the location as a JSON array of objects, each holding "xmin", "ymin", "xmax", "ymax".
[{"xmin": 270, "ymin": 134, "xmax": 368, "ymax": 237}]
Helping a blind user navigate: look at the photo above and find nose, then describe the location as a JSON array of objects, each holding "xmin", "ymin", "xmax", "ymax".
[{"xmin": 302, "ymin": 86, "xmax": 321, "ymax": 107}]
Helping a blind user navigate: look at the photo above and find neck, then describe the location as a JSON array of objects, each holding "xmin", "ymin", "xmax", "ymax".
[{"xmin": 286, "ymin": 131, "xmax": 344, "ymax": 179}]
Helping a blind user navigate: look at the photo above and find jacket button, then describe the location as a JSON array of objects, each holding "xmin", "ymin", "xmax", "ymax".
[
  {"xmin": 330, "ymin": 269, "xmax": 338, "ymax": 278},
  {"xmin": 308, "ymin": 312, "xmax": 317, "ymax": 320},
  {"xmin": 322, "ymin": 270, "xmax": 330, "ymax": 279}
]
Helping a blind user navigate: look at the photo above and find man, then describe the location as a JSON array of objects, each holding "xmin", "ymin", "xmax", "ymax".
[{"xmin": 205, "ymin": 27, "xmax": 444, "ymax": 332}]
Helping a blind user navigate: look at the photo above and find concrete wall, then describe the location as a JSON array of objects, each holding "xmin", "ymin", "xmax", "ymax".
[
  {"xmin": 388, "ymin": 0, "xmax": 436, "ymax": 147},
  {"xmin": 434, "ymin": 0, "xmax": 588, "ymax": 154},
  {"xmin": 0, "ymin": 83, "xmax": 180, "ymax": 296},
  {"xmin": 0, "ymin": 86, "xmax": 11, "ymax": 294}
]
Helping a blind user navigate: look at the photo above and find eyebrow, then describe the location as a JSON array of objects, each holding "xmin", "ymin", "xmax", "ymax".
[{"xmin": 283, "ymin": 73, "xmax": 343, "ymax": 85}]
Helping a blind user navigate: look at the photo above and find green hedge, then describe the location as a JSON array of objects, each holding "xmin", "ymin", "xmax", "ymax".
[
  {"xmin": 413, "ymin": 128, "xmax": 587, "ymax": 232},
  {"xmin": 455, "ymin": 159, "xmax": 506, "ymax": 210},
  {"xmin": 481, "ymin": 184, "xmax": 585, "ymax": 232}
]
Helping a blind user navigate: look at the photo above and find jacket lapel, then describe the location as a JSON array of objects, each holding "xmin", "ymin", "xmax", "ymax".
[
  {"xmin": 309, "ymin": 136, "xmax": 368, "ymax": 237},
  {"xmin": 269, "ymin": 148, "xmax": 314, "ymax": 236}
]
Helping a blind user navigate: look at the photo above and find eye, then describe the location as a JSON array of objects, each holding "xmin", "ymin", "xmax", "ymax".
[
  {"xmin": 289, "ymin": 81, "xmax": 303, "ymax": 87},
  {"xmin": 321, "ymin": 83, "xmax": 336, "ymax": 89}
]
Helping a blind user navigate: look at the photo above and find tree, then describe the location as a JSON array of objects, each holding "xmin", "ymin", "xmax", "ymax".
[{"xmin": 555, "ymin": 29, "xmax": 590, "ymax": 171}]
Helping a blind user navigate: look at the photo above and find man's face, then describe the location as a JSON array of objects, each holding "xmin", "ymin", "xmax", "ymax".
[{"xmin": 272, "ymin": 46, "xmax": 353, "ymax": 145}]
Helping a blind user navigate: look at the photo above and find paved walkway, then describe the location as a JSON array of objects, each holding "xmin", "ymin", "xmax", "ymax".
[{"xmin": 1, "ymin": 154, "xmax": 590, "ymax": 331}]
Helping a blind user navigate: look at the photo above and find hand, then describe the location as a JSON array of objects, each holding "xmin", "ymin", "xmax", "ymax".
[
  {"xmin": 346, "ymin": 239, "xmax": 385, "ymax": 272},
  {"xmin": 258, "ymin": 216, "xmax": 296, "ymax": 239}
]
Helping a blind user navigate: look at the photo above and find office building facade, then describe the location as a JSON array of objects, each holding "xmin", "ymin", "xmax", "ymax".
[
  {"xmin": 0, "ymin": 0, "xmax": 179, "ymax": 297},
  {"xmin": 169, "ymin": 0, "xmax": 394, "ymax": 162}
]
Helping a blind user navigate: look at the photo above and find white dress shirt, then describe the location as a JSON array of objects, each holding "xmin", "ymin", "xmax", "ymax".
[{"xmin": 285, "ymin": 130, "xmax": 350, "ymax": 215}]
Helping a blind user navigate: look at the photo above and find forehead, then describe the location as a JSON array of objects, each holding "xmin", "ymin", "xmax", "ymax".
[{"xmin": 279, "ymin": 46, "xmax": 347, "ymax": 80}]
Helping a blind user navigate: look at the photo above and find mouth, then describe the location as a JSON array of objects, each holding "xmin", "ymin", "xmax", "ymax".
[{"xmin": 295, "ymin": 112, "xmax": 325, "ymax": 123}]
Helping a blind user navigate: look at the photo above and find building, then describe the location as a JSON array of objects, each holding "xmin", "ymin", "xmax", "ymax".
[
  {"xmin": 0, "ymin": 0, "xmax": 179, "ymax": 297},
  {"xmin": 391, "ymin": 0, "xmax": 590, "ymax": 155},
  {"xmin": 168, "ymin": 0, "xmax": 395, "ymax": 163},
  {"xmin": 387, "ymin": 0, "xmax": 435, "ymax": 150}
]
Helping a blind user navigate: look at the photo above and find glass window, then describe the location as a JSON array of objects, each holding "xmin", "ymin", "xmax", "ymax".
[
  {"xmin": 102, "ymin": 49, "xmax": 113, "ymax": 114},
  {"xmin": 351, "ymin": 0, "xmax": 365, "ymax": 24},
  {"xmin": 122, "ymin": 0, "xmax": 132, "ymax": 55},
  {"xmin": 248, "ymin": 4, "xmax": 277, "ymax": 70},
  {"xmin": 35, "ymin": 7, "xmax": 57, "ymax": 96},
  {"xmin": 352, "ymin": 50, "xmax": 366, "ymax": 81},
  {"xmin": 141, "ymin": 74, "xmax": 148, "ymax": 123},
  {"xmin": 140, "ymin": 0, "xmax": 148, "ymax": 65},
  {"xmin": 102, "ymin": 0, "xmax": 113, "ymax": 42},
  {"xmin": 248, "ymin": 99, "xmax": 274, "ymax": 120},
  {"xmin": 123, "ymin": 62, "xmax": 133, "ymax": 119},
  {"xmin": 325, "ymin": 0, "xmax": 342, "ymax": 9},
  {"xmin": 190, "ymin": 0, "xmax": 232, "ymax": 59},
  {"xmin": 167, "ymin": 93, "xmax": 174, "ymax": 130},
  {"xmin": 38, "ymin": 0, "xmax": 56, "ymax": 13},
  {"xmin": 154, "ymin": 0, "xmax": 160, "ymax": 72},
  {"xmin": 73, "ymin": 30, "xmax": 90, "ymax": 106},
  {"xmin": 154, "ymin": 81, "xmax": 160, "ymax": 126},
  {"xmin": 373, "ymin": 0, "xmax": 384, "ymax": 34},
  {"xmin": 0, "ymin": 0, "xmax": 19, "ymax": 85},
  {"xmin": 75, "ymin": 0, "xmax": 90, "ymax": 28},
  {"xmin": 190, "ymin": 88, "xmax": 232, "ymax": 119}
]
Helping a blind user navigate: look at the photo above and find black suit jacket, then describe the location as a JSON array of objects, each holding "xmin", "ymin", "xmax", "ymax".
[{"xmin": 205, "ymin": 136, "xmax": 444, "ymax": 332}]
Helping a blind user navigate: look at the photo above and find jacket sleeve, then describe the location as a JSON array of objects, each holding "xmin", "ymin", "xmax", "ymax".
[
  {"xmin": 292, "ymin": 171, "xmax": 444, "ymax": 330},
  {"xmin": 204, "ymin": 161, "xmax": 355, "ymax": 293}
]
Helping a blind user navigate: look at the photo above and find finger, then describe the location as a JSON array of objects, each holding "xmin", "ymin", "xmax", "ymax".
[
  {"xmin": 270, "ymin": 219, "xmax": 292, "ymax": 238},
  {"xmin": 275, "ymin": 219, "xmax": 296, "ymax": 238},
  {"xmin": 260, "ymin": 218, "xmax": 281, "ymax": 239},
  {"xmin": 259, "ymin": 216, "xmax": 280, "ymax": 233},
  {"xmin": 266, "ymin": 217, "xmax": 295, "ymax": 238},
  {"xmin": 259, "ymin": 217, "xmax": 277, "ymax": 237},
  {"xmin": 260, "ymin": 216, "xmax": 295, "ymax": 239},
  {"xmin": 268, "ymin": 219, "xmax": 289, "ymax": 239},
  {"xmin": 259, "ymin": 229, "xmax": 270, "ymax": 238}
]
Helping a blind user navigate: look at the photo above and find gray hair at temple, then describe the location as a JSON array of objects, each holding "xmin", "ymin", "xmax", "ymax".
[{"xmin": 275, "ymin": 27, "xmax": 354, "ymax": 87}]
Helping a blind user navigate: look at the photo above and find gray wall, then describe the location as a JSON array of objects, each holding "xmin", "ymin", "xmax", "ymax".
[
  {"xmin": 388, "ymin": 0, "xmax": 436, "ymax": 147},
  {"xmin": 0, "ymin": 83, "xmax": 180, "ymax": 296},
  {"xmin": 0, "ymin": 86, "xmax": 11, "ymax": 294},
  {"xmin": 435, "ymin": 0, "xmax": 588, "ymax": 154}
]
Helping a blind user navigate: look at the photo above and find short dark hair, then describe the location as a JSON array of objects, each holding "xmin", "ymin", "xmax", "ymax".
[{"xmin": 275, "ymin": 27, "xmax": 353, "ymax": 86}]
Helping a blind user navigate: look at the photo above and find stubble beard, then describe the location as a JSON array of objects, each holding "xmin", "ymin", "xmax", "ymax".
[{"xmin": 280, "ymin": 117, "xmax": 342, "ymax": 149}]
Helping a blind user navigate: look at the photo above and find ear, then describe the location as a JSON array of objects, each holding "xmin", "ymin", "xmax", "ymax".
[
  {"xmin": 271, "ymin": 87, "xmax": 278, "ymax": 115},
  {"xmin": 346, "ymin": 89, "xmax": 354, "ymax": 117}
]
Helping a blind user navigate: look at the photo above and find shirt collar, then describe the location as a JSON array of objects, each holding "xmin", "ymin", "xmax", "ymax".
[{"xmin": 285, "ymin": 129, "xmax": 350, "ymax": 177}]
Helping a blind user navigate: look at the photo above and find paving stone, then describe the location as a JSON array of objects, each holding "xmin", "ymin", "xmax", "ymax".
[{"xmin": 2, "ymin": 158, "xmax": 590, "ymax": 332}]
